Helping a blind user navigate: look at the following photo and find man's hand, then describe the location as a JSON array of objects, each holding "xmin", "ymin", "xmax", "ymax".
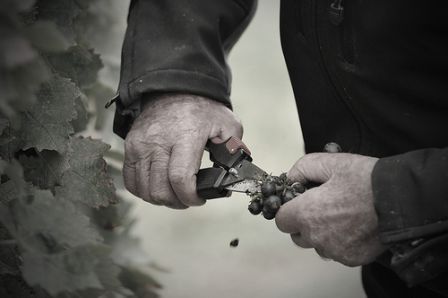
[
  {"xmin": 275, "ymin": 153, "xmax": 387, "ymax": 266},
  {"xmin": 123, "ymin": 94, "xmax": 243, "ymax": 209}
]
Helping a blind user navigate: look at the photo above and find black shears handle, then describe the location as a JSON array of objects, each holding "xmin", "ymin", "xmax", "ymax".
[{"xmin": 196, "ymin": 137, "xmax": 252, "ymax": 200}]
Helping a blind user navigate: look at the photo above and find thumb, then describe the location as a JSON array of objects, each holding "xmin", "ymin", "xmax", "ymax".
[{"xmin": 287, "ymin": 153, "xmax": 335, "ymax": 185}]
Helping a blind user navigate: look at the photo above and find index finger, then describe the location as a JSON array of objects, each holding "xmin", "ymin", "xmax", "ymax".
[
  {"xmin": 168, "ymin": 136, "xmax": 207, "ymax": 206},
  {"xmin": 287, "ymin": 153, "xmax": 334, "ymax": 185}
]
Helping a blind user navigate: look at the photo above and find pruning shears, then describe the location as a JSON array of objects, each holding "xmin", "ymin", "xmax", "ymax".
[{"xmin": 196, "ymin": 136, "xmax": 267, "ymax": 199}]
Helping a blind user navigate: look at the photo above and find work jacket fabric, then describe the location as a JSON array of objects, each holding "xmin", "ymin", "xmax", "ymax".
[{"xmin": 113, "ymin": 0, "xmax": 448, "ymax": 296}]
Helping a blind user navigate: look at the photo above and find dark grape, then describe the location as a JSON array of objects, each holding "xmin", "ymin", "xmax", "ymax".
[
  {"xmin": 282, "ymin": 190, "xmax": 295, "ymax": 203},
  {"xmin": 292, "ymin": 182, "xmax": 306, "ymax": 194},
  {"xmin": 263, "ymin": 195, "xmax": 282, "ymax": 213},
  {"xmin": 245, "ymin": 143, "xmax": 340, "ymax": 220},
  {"xmin": 262, "ymin": 210, "xmax": 276, "ymax": 220},
  {"xmin": 261, "ymin": 181, "xmax": 276, "ymax": 197},
  {"xmin": 248, "ymin": 199, "xmax": 262, "ymax": 215}
]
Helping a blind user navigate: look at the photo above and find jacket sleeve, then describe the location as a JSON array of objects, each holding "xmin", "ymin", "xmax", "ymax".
[
  {"xmin": 112, "ymin": 0, "xmax": 257, "ymax": 138},
  {"xmin": 372, "ymin": 148, "xmax": 448, "ymax": 287}
]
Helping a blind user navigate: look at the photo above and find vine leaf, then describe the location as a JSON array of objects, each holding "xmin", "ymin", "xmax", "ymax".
[
  {"xmin": 21, "ymin": 248, "xmax": 103, "ymax": 295},
  {"xmin": 84, "ymin": 82, "xmax": 115, "ymax": 130},
  {"xmin": 24, "ymin": 21, "xmax": 69, "ymax": 53},
  {"xmin": 0, "ymin": 30, "xmax": 36, "ymax": 69},
  {"xmin": 34, "ymin": 0, "xmax": 84, "ymax": 44},
  {"xmin": 71, "ymin": 93, "xmax": 89, "ymax": 133},
  {"xmin": 19, "ymin": 75, "xmax": 80, "ymax": 153},
  {"xmin": 0, "ymin": 118, "xmax": 8, "ymax": 136},
  {"xmin": 47, "ymin": 45, "xmax": 103, "ymax": 89},
  {"xmin": 20, "ymin": 137, "xmax": 116, "ymax": 208},
  {"xmin": 0, "ymin": 58, "xmax": 50, "ymax": 120},
  {"xmin": 22, "ymin": 246, "xmax": 124, "ymax": 296},
  {"xmin": 55, "ymin": 137, "xmax": 117, "ymax": 208},
  {"xmin": 19, "ymin": 150, "xmax": 66, "ymax": 190},
  {"xmin": 14, "ymin": 189, "xmax": 103, "ymax": 251},
  {"xmin": 0, "ymin": 162, "xmax": 118, "ymax": 296},
  {"xmin": 0, "ymin": 0, "xmax": 36, "ymax": 12}
]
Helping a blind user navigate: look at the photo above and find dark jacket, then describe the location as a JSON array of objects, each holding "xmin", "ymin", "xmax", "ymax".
[{"xmin": 113, "ymin": 0, "xmax": 448, "ymax": 296}]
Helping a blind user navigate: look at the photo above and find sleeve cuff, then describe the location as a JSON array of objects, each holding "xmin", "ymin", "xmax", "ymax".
[
  {"xmin": 118, "ymin": 69, "xmax": 232, "ymax": 109},
  {"xmin": 371, "ymin": 148, "xmax": 448, "ymax": 244}
]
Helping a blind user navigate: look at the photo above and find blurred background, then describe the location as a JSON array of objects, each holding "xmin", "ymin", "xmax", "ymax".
[{"xmin": 93, "ymin": 0, "xmax": 365, "ymax": 297}]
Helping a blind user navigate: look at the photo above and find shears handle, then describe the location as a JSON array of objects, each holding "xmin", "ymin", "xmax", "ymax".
[{"xmin": 196, "ymin": 137, "xmax": 251, "ymax": 200}]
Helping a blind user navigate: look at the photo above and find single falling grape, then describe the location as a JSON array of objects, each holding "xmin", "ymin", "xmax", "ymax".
[{"xmin": 229, "ymin": 238, "xmax": 239, "ymax": 247}]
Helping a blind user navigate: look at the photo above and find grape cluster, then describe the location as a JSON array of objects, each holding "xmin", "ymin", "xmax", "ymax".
[
  {"xmin": 247, "ymin": 142, "xmax": 341, "ymax": 220},
  {"xmin": 247, "ymin": 173, "xmax": 306, "ymax": 220}
]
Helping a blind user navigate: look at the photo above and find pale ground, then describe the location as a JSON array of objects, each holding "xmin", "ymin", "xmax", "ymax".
[{"xmin": 95, "ymin": 1, "xmax": 366, "ymax": 297}]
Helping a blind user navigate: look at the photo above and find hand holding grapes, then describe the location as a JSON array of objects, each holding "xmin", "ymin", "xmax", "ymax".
[{"xmin": 275, "ymin": 153, "xmax": 387, "ymax": 266}]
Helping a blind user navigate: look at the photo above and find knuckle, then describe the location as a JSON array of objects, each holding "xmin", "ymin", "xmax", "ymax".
[
  {"xmin": 169, "ymin": 168, "xmax": 190, "ymax": 186},
  {"xmin": 165, "ymin": 201, "xmax": 188, "ymax": 210},
  {"xmin": 124, "ymin": 135, "xmax": 139, "ymax": 157},
  {"xmin": 339, "ymin": 256, "xmax": 359, "ymax": 267},
  {"xmin": 149, "ymin": 189, "xmax": 169, "ymax": 203},
  {"xmin": 141, "ymin": 194, "xmax": 162, "ymax": 205},
  {"xmin": 308, "ymin": 233, "xmax": 320, "ymax": 247}
]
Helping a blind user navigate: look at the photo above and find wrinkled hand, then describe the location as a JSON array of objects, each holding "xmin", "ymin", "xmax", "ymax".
[
  {"xmin": 275, "ymin": 153, "xmax": 387, "ymax": 266},
  {"xmin": 123, "ymin": 94, "xmax": 243, "ymax": 209}
]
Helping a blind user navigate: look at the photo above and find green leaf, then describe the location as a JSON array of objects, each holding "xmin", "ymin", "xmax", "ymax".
[
  {"xmin": 0, "ymin": 118, "xmax": 8, "ymax": 136},
  {"xmin": 0, "ymin": 237, "xmax": 20, "ymax": 276},
  {"xmin": 55, "ymin": 137, "xmax": 117, "ymax": 208},
  {"xmin": 47, "ymin": 45, "xmax": 103, "ymax": 89},
  {"xmin": 25, "ymin": 21, "xmax": 70, "ymax": 53},
  {"xmin": 0, "ymin": 58, "xmax": 51, "ymax": 118},
  {"xmin": 14, "ymin": 189, "xmax": 103, "ymax": 251},
  {"xmin": 0, "ymin": 274, "xmax": 48, "ymax": 298},
  {"xmin": 21, "ymin": 247, "xmax": 103, "ymax": 295},
  {"xmin": 34, "ymin": 0, "xmax": 83, "ymax": 44},
  {"xmin": 19, "ymin": 75, "xmax": 80, "ymax": 152},
  {"xmin": 19, "ymin": 137, "xmax": 116, "ymax": 208},
  {"xmin": 0, "ymin": 181, "xmax": 21, "ymax": 205},
  {"xmin": 119, "ymin": 267, "xmax": 161, "ymax": 298},
  {"xmin": 84, "ymin": 82, "xmax": 115, "ymax": 130},
  {"xmin": 0, "ymin": 31, "xmax": 36, "ymax": 68},
  {"xmin": 0, "ymin": 0, "xmax": 36, "ymax": 12},
  {"xmin": 19, "ymin": 150, "xmax": 66, "ymax": 190},
  {"xmin": 94, "ymin": 250, "xmax": 122, "ymax": 292},
  {"xmin": 70, "ymin": 93, "xmax": 89, "ymax": 133},
  {"xmin": 0, "ymin": 159, "xmax": 26, "ymax": 192}
]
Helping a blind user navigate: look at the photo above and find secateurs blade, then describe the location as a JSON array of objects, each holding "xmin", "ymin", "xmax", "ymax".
[{"xmin": 196, "ymin": 136, "xmax": 267, "ymax": 199}]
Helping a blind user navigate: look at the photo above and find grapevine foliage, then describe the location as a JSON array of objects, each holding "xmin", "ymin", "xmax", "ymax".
[{"xmin": 0, "ymin": 1, "xmax": 160, "ymax": 297}]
